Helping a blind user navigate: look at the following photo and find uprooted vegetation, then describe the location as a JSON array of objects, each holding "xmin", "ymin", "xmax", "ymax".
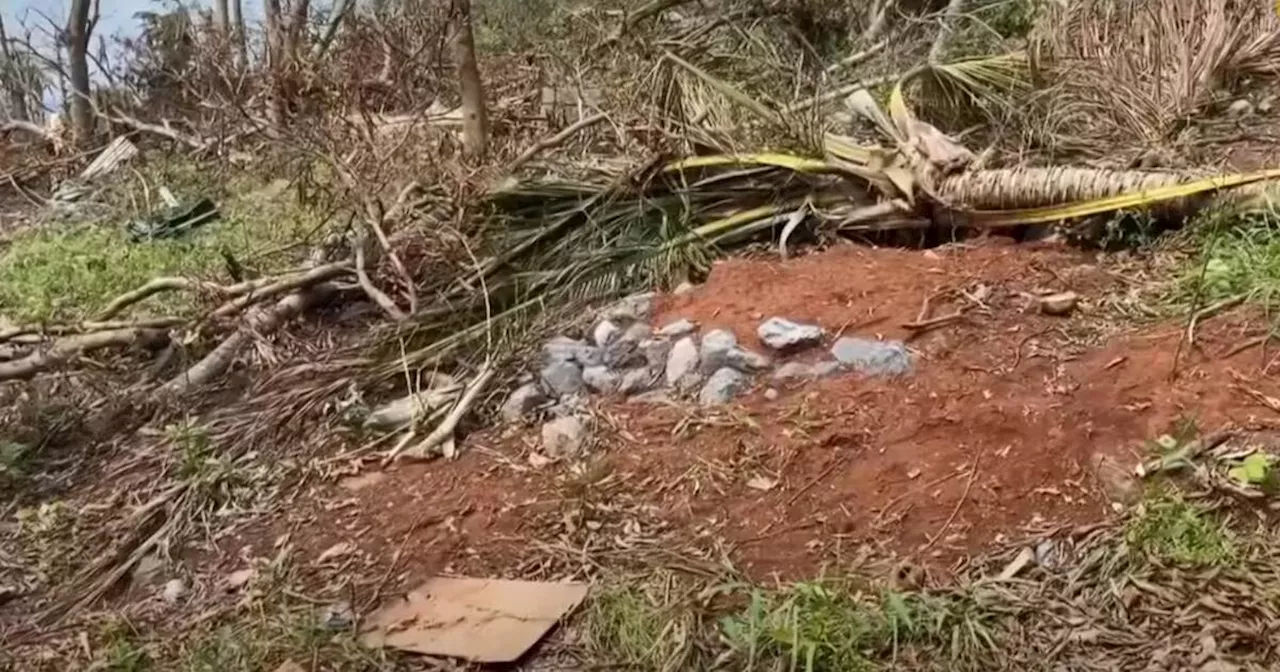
[{"xmin": 4, "ymin": 0, "xmax": 1280, "ymax": 668}]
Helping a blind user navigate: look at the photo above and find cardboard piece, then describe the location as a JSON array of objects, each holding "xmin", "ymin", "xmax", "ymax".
[{"xmin": 359, "ymin": 576, "xmax": 589, "ymax": 663}]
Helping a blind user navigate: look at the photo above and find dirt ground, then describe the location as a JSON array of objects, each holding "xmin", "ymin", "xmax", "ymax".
[{"xmin": 203, "ymin": 237, "xmax": 1280, "ymax": 604}]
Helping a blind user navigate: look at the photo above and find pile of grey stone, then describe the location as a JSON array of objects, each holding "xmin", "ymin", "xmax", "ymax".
[{"xmin": 500, "ymin": 293, "xmax": 914, "ymax": 429}]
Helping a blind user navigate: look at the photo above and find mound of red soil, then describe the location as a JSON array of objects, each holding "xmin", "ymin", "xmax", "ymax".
[{"xmin": 256, "ymin": 240, "xmax": 1280, "ymax": 587}]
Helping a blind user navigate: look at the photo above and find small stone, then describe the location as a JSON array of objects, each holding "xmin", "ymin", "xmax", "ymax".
[
  {"xmin": 665, "ymin": 337, "xmax": 700, "ymax": 386},
  {"xmin": 699, "ymin": 329, "xmax": 738, "ymax": 374},
  {"xmin": 830, "ymin": 337, "xmax": 911, "ymax": 376},
  {"xmin": 764, "ymin": 388, "xmax": 779, "ymax": 401},
  {"xmin": 602, "ymin": 337, "xmax": 644, "ymax": 369},
  {"xmin": 758, "ymin": 317, "xmax": 824, "ymax": 351},
  {"xmin": 1260, "ymin": 95, "xmax": 1275, "ymax": 114},
  {"xmin": 639, "ymin": 339, "xmax": 671, "ymax": 370},
  {"xmin": 501, "ymin": 383, "xmax": 548, "ymax": 423},
  {"xmin": 618, "ymin": 368, "xmax": 656, "ymax": 395},
  {"xmin": 1227, "ymin": 99, "xmax": 1253, "ymax": 117},
  {"xmin": 603, "ymin": 292, "xmax": 654, "ymax": 322},
  {"xmin": 656, "ymin": 318, "xmax": 697, "ymax": 338},
  {"xmin": 724, "ymin": 347, "xmax": 771, "ymax": 372},
  {"xmin": 223, "ymin": 568, "xmax": 255, "ymax": 592},
  {"xmin": 543, "ymin": 336, "xmax": 603, "ymax": 367},
  {"xmin": 1038, "ymin": 291, "xmax": 1079, "ymax": 316},
  {"xmin": 593, "ymin": 319, "xmax": 622, "ymax": 347},
  {"xmin": 772, "ymin": 360, "xmax": 841, "ymax": 382},
  {"xmin": 811, "ymin": 361, "xmax": 841, "ymax": 378},
  {"xmin": 540, "ymin": 360, "xmax": 585, "ymax": 397},
  {"xmin": 161, "ymin": 578, "xmax": 186, "ymax": 603},
  {"xmin": 321, "ymin": 601, "xmax": 354, "ymax": 631},
  {"xmin": 582, "ymin": 366, "xmax": 621, "ymax": 393},
  {"xmin": 673, "ymin": 280, "xmax": 696, "ymax": 295},
  {"xmin": 542, "ymin": 416, "xmax": 590, "ymax": 458},
  {"xmin": 699, "ymin": 367, "xmax": 748, "ymax": 406},
  {"xmin": 619, "ymin": 321, "xmax": 651, "ymax": 343}
]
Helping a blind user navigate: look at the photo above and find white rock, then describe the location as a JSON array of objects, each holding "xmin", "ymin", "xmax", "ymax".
[
  {"xmin": 830, "ymin": 338, "xmax": 911, "ymax": 376},
  {"xmin": 542, "ymin": 416, "xmax": 590, "ymax": 458},
  {"xmin": 603, "ymin": 292, "xmax": 655, "ymax": 322},
  {"xmin": 593, "ymin": 320, "xmax": 622, "ymax": 348},
  {"xmin": 501, "ymin": 383, "xmax": 548, "ymax": 423},
  {"xmin": 757, "ymin": 317, "xmax": 824, "ymax": 351},
  {"xmin": 161, "ymin": 578, "xmax": 186, "ymax": 603},
  {"xmin": 699, "ymin": 367, "xmax": 748, "ymax": 406},
  {"xmin": 772, "ymin": 360, "xmax": 841, "ymax": 381},
  {"xmin": 673, "ymin": 281, "xmax": 696, "ymax": 295},
  {"xmin": 656, "ymin": 318, "xmax": 697, "ymax": 338},
  {"xmin": 540, "ymin": 360, "xmax": 585, "ymax": 397},
  {"xmin": 764, "ymin": 388, "xmax": 779, "ymax": 401},
  {"xmin": 618, "ymin": 368, "xmax": 656, "ymax": 394},
  {"xmin": 543, "ymin": 336, "xmax": 603, "ymax": 367},
  {"xmin": 582, "ymin": 366, "xmax": 621, "ymax": 393},
  {"xmin": 665, "ymin": 337, "xmax": 700, "ymax": 386},
  {"xmin": 699, "ymin": 329, "xmax": 738, "ymax": 373},
  {"xmin": 639, "ymin": 338, "xmax": 671, "ymax": 370}
]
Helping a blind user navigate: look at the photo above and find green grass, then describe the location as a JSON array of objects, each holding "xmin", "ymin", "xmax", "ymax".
[
  {"xmin": 1125, "ymin": 491, "xmax": 1236, "ymax": 566},
  {"xmin": 1178, "ymin": 196, "xmax": 1280, "ymax": 309},
  {"xmin": 179, "ymin": 607, "xmax": 381, "ymax": 672},
  {"xmin": 583, "ymin": 580, "xmax": 702, "ymax": 669},
  {"xmin": 719, "ymin": 581, "xmax": 997, "ymax": 672},
  {"xmin": 0, "ymin": 161, "xmax": 330, "ymax": 324}
]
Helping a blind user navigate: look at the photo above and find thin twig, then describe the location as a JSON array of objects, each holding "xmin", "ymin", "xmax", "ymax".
[
  {"xmin": 921, "ymin": 446, "xmax": 982, "ymax": 552},
  {"xmin": 507, "ymin": 113, "xmax": 609, "ymax": 172},
  {"xmin": 382, "ymin": 362, "xmax": 496, "ymax": 465}
]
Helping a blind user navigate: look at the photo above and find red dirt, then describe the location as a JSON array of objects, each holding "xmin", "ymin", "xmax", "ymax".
[{"xmin": 238, "ymin": 240, "xmax": 1280, "ymax": 591}]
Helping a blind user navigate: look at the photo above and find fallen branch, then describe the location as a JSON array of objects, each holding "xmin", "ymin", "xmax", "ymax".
[
  {"xmin": 160, "ymin": 281, "xmax": 338, "ymax": 395},
  {"xmin": 382, "ymin": 361, "xmax": 495, "ymax": 465},
  {"xmin": 0, "ymin": 327, "xmax": 170, "ymax": 382},
  {"xmin": 824, "ymin": 39, "xmax": 888, "ymax": 74},
  {"xmin": 0, "ymin": 318, "xmax": 183, "ymax": 343},
  {"xmin": 206, "ymin": 262, "xmax": 352, "ymax": 320},
  {"xmin": 355, "ymin": 230, "xmax": 408, "ymax": 322},
  {"xmin": 507, "ymin": 113, "xmax": 609, "ymax": 173}
]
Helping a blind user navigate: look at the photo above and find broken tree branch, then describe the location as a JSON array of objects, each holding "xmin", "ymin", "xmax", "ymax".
[
  {"xmin": 507, "ymin": 113, "xmax": 609, "ymax": 173},
  {"xmin": 0, "ymin": 328, "xmax": 170, "ymax": 382}
]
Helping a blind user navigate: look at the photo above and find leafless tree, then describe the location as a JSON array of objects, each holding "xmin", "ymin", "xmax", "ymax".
[
  {"xmin": 451, "ymin": 0, "xmax": 487, "ymax": 158},
  {"xmin": 0, "ymin": 14, "xmax": 30, "ymax": 121},
  {"xmin": 66, "ymin": 0, "xmax": 95, "ymax": 144}
]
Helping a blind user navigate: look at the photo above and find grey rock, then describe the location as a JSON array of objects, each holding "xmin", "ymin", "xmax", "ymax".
[
  {"xmin": 639, "ymin": 338, "xmax": 671, "ymax": 370},
  {"xmin": 830, "ymin": 337, "xmax": 911, "ymax": 376},
  {"xmin": 602, "ymin": 334, "xmax": 646, "ymax": 369},
  {"xmin": 501, "ymin": 383, "xmax": 548, "ymax": 423},
  {"xmin": 699, "ymin": 367, "xmax": 748, "ymax": 406},
  {"xmin": 758, "ymin": 317, "xmax": 824, "ymax": 351},
  {"xmin": 543, "ymin": 336, "xmax": 603, "ymax": 367},
  {"xmin": 811, "ymin": 361, "xmax": 842, "ymax": 378},
  {"xmin": 619, "ymin": 321, "xmax": 651, "ymax": 342},
  {"xmin": 593, "ymin": 319, "xmax": 622, "ymax": 348},
  {"xmin": 656, "ymin": 318, "xmax": 697, "ymax": 338},
  {"xmin": 618, "ymin": 367, "xmax": 656, "ymax": 395},
  {"xmin": 582, "ymin": 366, "xmax": 621, "ymax": 393},
  {"xmin": 541, "ymin": 360, "xmax": 586, "ymax": 397},
  {"xmin": 161, "ymin": 578, "xmax": 186, "ymax": 603},
  {"xmin": 665, "ymin": 337, "xmax": 700, "ymax": 386},
  {"xmin": 542, "ymin": 416, "xmax": 590, "ymax": 458},
  {"xmin": 772, "ymin": 360, "xmax": 842, "ymax": 382},
  {"xmin": 603, "ymin": 292, "xmax": 655, "ymax": 323},
  {"xmin": 699, "ymin": 329, "xmax": 738, "ymax": 373},
  {"xmin": 724, "ymin": 346, "xmax": 771, "ymax": 372},
  {"xmin": 547, "ymin": 394, "xmax": 588, "ymax": 418}
]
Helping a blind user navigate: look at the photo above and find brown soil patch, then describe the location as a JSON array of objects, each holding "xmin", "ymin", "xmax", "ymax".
[{"xmin": 234, "ymin": 241, "xmax": 1280, "ymax": 593}]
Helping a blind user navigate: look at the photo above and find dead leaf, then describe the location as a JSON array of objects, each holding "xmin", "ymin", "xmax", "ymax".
[{"xmin": 316, "ymin": 541, "xmax": 357, "ymax": 564}]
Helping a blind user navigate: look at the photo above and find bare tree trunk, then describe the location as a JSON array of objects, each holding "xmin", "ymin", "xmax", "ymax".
[
  {"xmin": 264, "ymin": 0, "xmax": 289, "ymax": 125},
  {"xmin": 0, "ymin": 15, "xmax": 30, "ymax": 121},
  {"xmin": 312, "ymin": 0, "xmax": 354, "ymax": 59},
  {"xmin": 213, "ymin": 0, "xmax": 230, "ymax": 36},
  {"xmin": 230, "ymin": 0, "xmax": 247, "ymax": 68},
  {"xmin": 286, "ymin": 0, "xmax": 312, "ymax": 58},
  {"xmin": 66, "ymin": 0, "xmax": 94, "ymax": 145},
  {"xmin": 451, "ymin": 0, "xmax": 488, "ymax": 159}
]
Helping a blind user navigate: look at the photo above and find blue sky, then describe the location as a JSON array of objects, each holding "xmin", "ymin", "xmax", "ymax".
[{"xmin": 3, "ymin": 1, "xmax": 267, "ymax": 41}]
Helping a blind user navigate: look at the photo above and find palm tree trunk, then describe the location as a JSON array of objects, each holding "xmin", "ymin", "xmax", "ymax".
[
  {"xmin": 451, "ymin": 0, "xmax": 488, "ymax": 159},
  {"xmin": 66, "ymin": 0, "xmax": 94, "ymax": 145}
]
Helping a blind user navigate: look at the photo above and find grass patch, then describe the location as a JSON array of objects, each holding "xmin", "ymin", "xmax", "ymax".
[
  {"xmin": 0, "ymin": 161, "xmax": 330, "ymax": 324},
  {"xmin": 720, "ymin": 581, "xmax": 998, "ymax": 671},
  {"xmin": 1125, "ymin": 491, "xmax": 1236, "ymax": 565},
  {"xmin": 583, "ymin": 579, "xmax": 702, "ymax": 670},
  {"xmin": 179, "ymin": 606, "xmax": 381, "ymax": 672},
  {"xmin": 1178, "ymin": 196, "xmax": 1280, "ymax": 308}
]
